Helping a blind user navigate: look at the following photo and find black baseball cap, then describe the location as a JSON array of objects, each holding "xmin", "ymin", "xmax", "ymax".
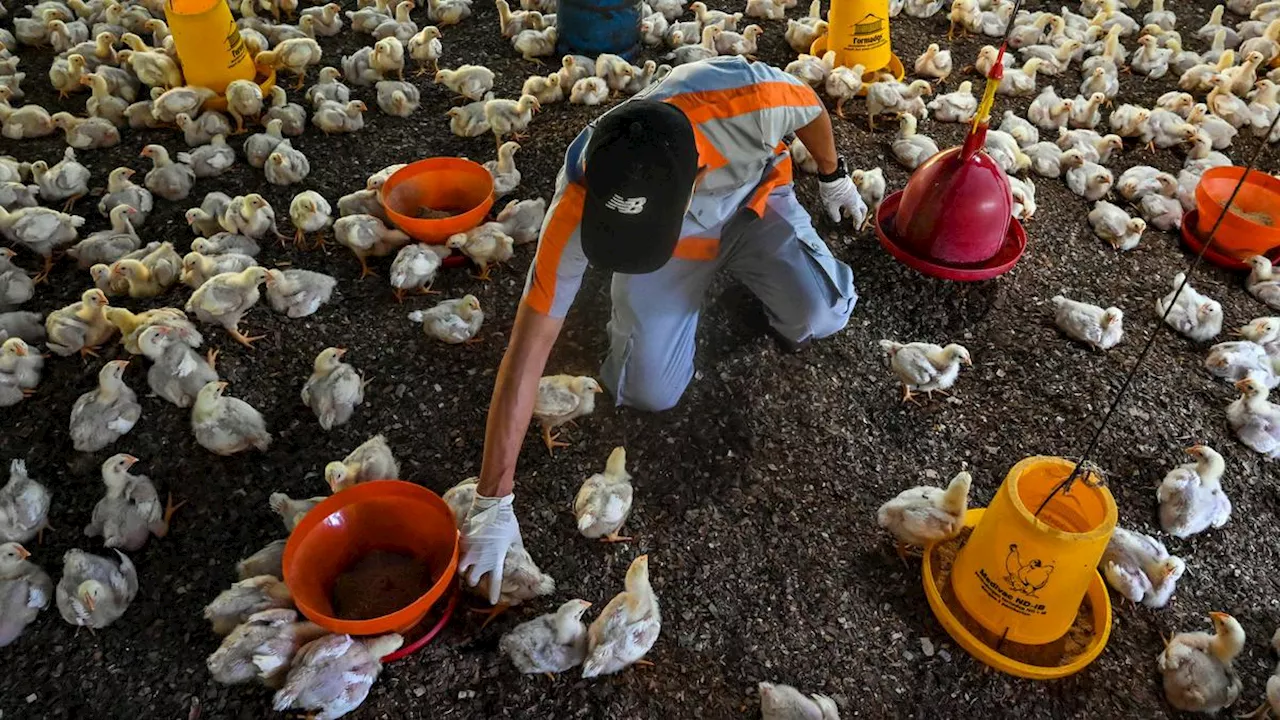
[{"xmin": 581, "ymin": 101, "xmax": 700, "ymax": 275}]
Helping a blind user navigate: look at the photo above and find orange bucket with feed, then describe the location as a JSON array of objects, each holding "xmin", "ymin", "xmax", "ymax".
[
  {"xmin": 380, "ymin": 158, "xmax": 495, "ymax": 243},
  {"xmin": 1193, "ymin": 166, "xmax": 1280, "ymax": 260},
  {"xmin": 282, "ymin": 480, "xmax": 460, "ymax": 660}
]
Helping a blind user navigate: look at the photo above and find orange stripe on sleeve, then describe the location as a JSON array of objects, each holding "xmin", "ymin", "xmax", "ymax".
[
  {"xmin": 672, "ymin": 236, "xmax": 719, "ymax": 261},
  {"xmin": 524, "ymin": 182, "xmax": 586, "ymax": 316},
  {"xmin": 664, "ymin": 82, "xmax": 821, "ymax": 125},
  {"xmin": 745, "ymin": 156, "xmax": 794, "ymax": 217}
]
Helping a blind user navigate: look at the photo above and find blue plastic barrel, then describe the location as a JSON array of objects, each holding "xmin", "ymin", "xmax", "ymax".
[{"xmin": 556, "ymin": 0, "xmax": 640, "ymax": 59}]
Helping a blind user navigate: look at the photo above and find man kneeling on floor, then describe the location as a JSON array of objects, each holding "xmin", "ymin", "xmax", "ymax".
[{"xmin": 459, "ymin": 55, "xmax": 864, "ymax": 599}]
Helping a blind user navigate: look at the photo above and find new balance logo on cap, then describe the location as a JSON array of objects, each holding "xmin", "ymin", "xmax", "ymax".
[{"xmin": 605, "ymin": 195, "xmax": 646, "ymax": 215}]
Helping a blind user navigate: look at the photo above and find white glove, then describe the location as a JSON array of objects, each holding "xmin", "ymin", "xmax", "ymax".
[
  {"xmin": 819, "ymin": 175, "xmax": 868, "ymax": 228},
  {"xmin": 458, "ymin": 492, "xmax": 522, "ymax": 605}
]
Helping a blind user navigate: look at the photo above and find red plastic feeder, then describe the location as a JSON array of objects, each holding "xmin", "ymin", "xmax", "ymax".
[
  {"xmin": 876, "ymin": 130, "xmax": 1026, "ymax": 281},
  {"xmin": 282, "ymin": 480, "xmax": 460, "ymax": 661}
]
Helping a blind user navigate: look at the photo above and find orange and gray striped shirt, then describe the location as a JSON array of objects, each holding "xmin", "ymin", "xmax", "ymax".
[{"xmin": 522, "ymin": 56, "xmax": 825, "ymax": 318}]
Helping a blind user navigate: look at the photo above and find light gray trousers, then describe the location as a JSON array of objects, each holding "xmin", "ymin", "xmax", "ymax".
[{"xmin": 600, "ymin": 185, "xmax": 858, "ymax": 412}]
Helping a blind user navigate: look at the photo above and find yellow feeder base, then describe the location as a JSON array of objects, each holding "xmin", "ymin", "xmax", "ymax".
[
  {"xmin": 922, "ymin": 508, "xmax": 1113, "ymax": 680},
  {"xmin": 808, "ymin": 35, "xmax": 904, "ymax": 96}
]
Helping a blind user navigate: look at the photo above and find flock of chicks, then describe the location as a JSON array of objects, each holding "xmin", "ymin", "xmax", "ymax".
[{"xmin": 0, "ymin": 0, "xmax": 1279, "ymax": 713}]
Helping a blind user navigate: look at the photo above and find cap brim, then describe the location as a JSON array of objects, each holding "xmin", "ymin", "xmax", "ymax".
[{"xmin": 580, "ymin": 184, "xmax": 687, "ymax": 275}]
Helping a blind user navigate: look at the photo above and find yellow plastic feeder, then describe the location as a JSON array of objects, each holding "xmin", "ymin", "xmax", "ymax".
[
  {"xmin": 922, "ymin": 457, "xmax": 1116, "ymax": 679},
  {"xmin": 810, "ymin": 0, "xmax": 904, "ymax": 92},
  {"xmin": 166, "ymin": 0, "xmax": 256, "ymax": 93}
]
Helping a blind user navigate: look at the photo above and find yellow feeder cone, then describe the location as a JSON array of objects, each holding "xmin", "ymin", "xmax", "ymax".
[
  {"xmin": 166, "ymin": 0, "xmax": 256, "ymax": 94},
  {"xmin": 949, "ymin": 456, "xmax": 1116, "ymax": 646},
  {"xmin": 810, "ymin": 0, "xmax": 904, "ymax": 88}
]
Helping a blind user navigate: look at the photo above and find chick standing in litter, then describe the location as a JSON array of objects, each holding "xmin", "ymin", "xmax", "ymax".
[
  {"xmin": 46, "ymin": 288, "xmax": 114, "ymax": 357},
  {"xmin": 1159, "ymin": 612, "xmax": 1244, "ymax": 713},
  {"xmin": 84, "ymin": 454, "xmax": 180, "ymax": 552},
  {"xmin": 334, "ymin": 214, "xmax": 412, "ymax": 278},
  {"xmin": 582, "ymin": 554, "xmax": 661, "ymax": 677},
  {"xmin": 483, "ymin": 141, "xmax": 523, "ymax": 199},
  {"xmin": 1101, "ymin": 526, "xmax": 1185, "ymax": 608},
  {"xmin": 575, "ymin": 447, "xmax": 633, "ymax": 542},
  {"xmin": 0, "ymin": 542, "xmax": 51, "ymax": 647},
  {"xmin": 389, "ymin": 244, "xmax": 450, "ymax": 301},
  {"xmin": 207, "ymin": 608, "xmax": 328, "ymax": 687},
  {"xmin": 324, "ymin": 435, "xmax": 400, "ymax": 493},
  {"xmin": 408, "ymin": 294, "xmax": 484, "ymax": 344},
  {"xmin": 879, "ymin": 340, "xmax": 972, "ymax": 402},
  {"xmin": 1156, "ymin": 273, "xmax": 1223, "ymax": 342},
  {"xmin": 500, "ymin": 598, "xmax": 592, "ymax": 677},
  {"xmin": 273, "ymin": 633, "xmax": 404, "ymax": 720},
  {"xmin": 301, "ymin": 347, "xmax": 364, "ymax": 431},
  {"xmin": 186, "ymin": 267, "xmax": 271, "ymax": 348},
  {"xmin": 55, "ymin": 548, "xmax": 137, "ymax": 629},
  {"xmin": 876, "ymin": 471, "xmax": 971, "ymax": 557},
  {"xmin": 533, "ymin": 374, "xmax": 601, "ymax": 454},
  {"xmin": 192, "ymin": 381, "xmax": 272, "ymax": 455},
  {"xmin": 447, "ymin": 223, "xmax": 514, "ymax": 280},
  {"xmin": 1052, "ymin": 296, "xmax": 1124, "ymax": 351},
  {"xmin": 204, "ymin": 575, "xmax": 294, "ymax": 635},
  {"xmin": 69, "ymin": 359, "xmax": 141, "ymax": 452},
  {"xmin": 1158, "ymin": 445, "xmax": 1231, "ymax": 539}
]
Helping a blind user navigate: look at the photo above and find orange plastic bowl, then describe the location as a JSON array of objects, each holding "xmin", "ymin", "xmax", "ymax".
[
  {"xmin": 380, "ymin": 158, "xmax": 495, "ymax": 243},
  {"xmin": 282, "ymin": 480, "xmax": 459, "ymax": 636},
  {"xmin": 1194, "ymin": 166, "xmax": 1280, "ymax": 259}
]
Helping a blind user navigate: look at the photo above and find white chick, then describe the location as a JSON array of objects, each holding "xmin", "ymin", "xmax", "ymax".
[
  {"xmin": 1158, "ymin": 612, "xmax": 1244, "ymax": 713},
  {"xmin": 983, "ymin": 129, "xmax": 1030, "ymax": 173},
  {"xmin": 334, "ymin": 214, "xmax": 411, "ymax": 278},
  {"xmin": 263, "ymin": 140, "xmax": 310, "ymax": 186},
  {"xmin": 666, "ymin": 26, "xmax": 720, "ymax": 65},
  {"xmin": 140, "ymin": 144, "xmax": 194, "ymax": 202},
  {"xmin": 500, "ymin": 598, "xmax": 593, "ymax": 676},
  {"xmin": 69, "ymin": 359, "xmax": 140, "ymax": 452},
  {"xmin": 84, "ymin": 453, "xmax": 178, "ymax": 551},
  {"xmin": 996, "ymin": 58, "xmax": 1044, "ymax": 96},
  {"xmin": 866, "ymin": 79, "xmax": 932, "ymax": 129},
  {"xmin": 192, "ymin": 381, "xmax": 272, "ymax": 455},
  {"xmin": 0, "ymin": 336, "xmax": 41, "ymax": 395},
  {"xmin": 1109, "ymin": 103, "xmax": 1151, "ymax": 138},
  {"xmin": 389, "ymin": 243, "xmax": 450, "ymax": 301},
  {"xmin": 484, "ymin": 139, "xmax": 524, "ymax": 196},
  {"xmin": 269, "ymin": 493, "xmax": 325, "ymax": 531},
  {"xmin": 582, "ymin": 554, "xmax": 660, "ymax": 678},
  {"xmin": 1061, "ymin": 149, "xmax": 1113, "ymax": 201},
  {"xmin": 1009, "ymin": 175, "xmax": 1036, "ymax": 221},
  {"xmin": 98, "ymin": 167, "xmax": 152, "ymax": 225},
  {"xmin": 496, "ymin": 197, "xmax": 547, "ymax": 245},
  {"xmin": 220, "ymin": 193, "xmax": 282, "ymax": 243},
  {"xmin": 207, "ymin": 608, "xmax": 327, "ymax": 687},
  {"xmin": 878, "ymin": 340, "xmax": 972, "ymax": 402},
  {"xmin": 1068, "ymin": 92, "xmax": 1106, "ymax": 129},
  {"xmin": 512, "ymin": 26, "xmax": 557, "ymax": 61},
  {"xmin": 851, "ymin": 167, "xmax": 887, "ymax": 228},
  {"xmin": 263, "ymin": 86, "xmax": 307, "ymax": 136},
  {"xmin": 204, "ymin": 575, "xmax": 293, "ymax": 635},
  {"xmin": 435, "ymin": 65, "xmax": 495, "ymax": 101},
  {"xmin": 192, "ymin": 233, "xmax": 261, "ymax": 258},
  {"xmin": 55, "ymin": 548, "xmax": 137, "ymax": 629},
  {"xmin": 375, "ymin": 79, "xmax": 419, "ymax": 117},
  {"xmin": 1052, "ymin": 296, "xmax": 1123, "ymax": 350},
  {"xmin": 1205, "ymin": 339, "xmax": 1277, "ymax": 386},
  {"xmin": 224, "ymin": 79, "xmax": 263, "ymax": 133},
  {"xmin": 0, "ymin": 206, "xmax": 85, "ymax": 281},
  {"xmin": 136, "ymin": 326, "xmax": 219, "ymax": 409},
  {"xmin": 301, "ymin": 347, "xmax": 363, "ymax": 430},
  {"xmin": 1101, "ymin": 526, "xmax": 1184, "ymax": 608},
  {"xmin": 927, "ymin": 80, "xmax": 976, "ymax": 122},
  {"xmin": 407, "ymin": 26, "xmax": 444, "ymax": 76},
  {"xmin": 442, "ymin": 477, "xmax": 478, "ymax": 528},
  {"xmin": 575, "ymin": 446, "xmax": 633, "ymax": 542},
  {"xmin": 446, "ymin": 222, "xmax": 514, "ymax": 280},
  {"xmin": 522, "ymin": 73, "xmax": 564, "ymax": 105},
  {"xmin": 1228, "ymin": 376, "xmax": 1280, "ymax": 459},
  {"xmin": 290, "ymin": 190, "xmax": 332, "ymax": 248},
  {"xmin": 759, "ymin": 682, "xmax": 841, "ymax": 720},
  {"xmin": 790, "ymin": 137, "xmax": 819, "ymax": 175},
  {"xmin": 0, "ymin": 542, "xmax": 52, "ymax": 647},
  {"xmin": 265, "ymin": 268, "xmax": 335, "ymax": 319},
  {"xmin": 324, "ymin": 435, "xmax": 400, "ymax": 493},
  {"xmin": 238, "ymin": 539, "xmax": 288, "ymax": 580},
  {"xmin": 1155, "ymin": 272, "xmax": 1223, "ymax": 342},
  {"xmin": 1158, "ymin": 445, "xmax": 1231, "ymax": 539},
  {"xmin": 312, "ymin": 99, "xmax": 366, "ymax": 133},
  {"xmin": 176, "ymin": 134, "xmax": 235, "ymax": 178},
  {"xmin": 1248, "ymin": 256, "xmax": 1280, "ymax": 310},
  {"xmin": 533, "ymin": 374, "xmax": 601, "ymax": 453},
  {"xmin": 175, "ymin": 111, "xmax": 232, "ymax": 147},
  {"xmin": 273, "ymin": 633, "xmax": 404, "ymax": 720},
  {"xmin": 30, "ymin": 147, "xmax": 90, "ymax": 211},
  {"xmin": 876, "ymin": 471, "xmax": 971, "ymax": 555},
  {"xmin": 1139, "ymin": 193, "xmax": 1183, "ymax": 232},
  {"xmin": 0, "ymin": 250, "xmax": 34, "ymax": 310},
  {"xmin": 914, "ymin": 43, "xmax": 952, "ymax": 80},
  {"xmin": 891, "ymin": 113, "xmax": 939, "ymax": 170},
  {"xmin": 1116, "ymin": 166, "xmax": 1176, "ymax": 202},
  {"xmin": 570, "ymin": 76, "xmax": 610, "ymax": 105},
  {"xmin": 245, "ymin": 120, "xmax": 286, "ymax": 169},
  {"xmin": 824, "ymin": 64, "xmax": 864, "ymax": 119},
  {"xmin": 186, "ymin": 266, "xmax": 270, "ymax": 347},
  {"xmin": 0, "ymin": 460, "xmax": 50, "ymax": 544},
  {"xmin": 408, "ymin": 294, "xmax": 484, "ymax": 344},
  {"xmin": 1088, "ymin": 200, "xmax": 1146, "ymax": 251}
]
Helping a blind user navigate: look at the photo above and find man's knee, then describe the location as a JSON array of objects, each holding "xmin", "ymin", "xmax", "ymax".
[
  {"xmin": 617, "ymin": 379, "xmax": 685, "ymax": 412},
  {"xmin": 809, "ymin": 283, "xmax": 857, "ymax": 340},
  {"xmin": 601, "ymin": 325, "xmax": 695, "ymax": 413}
]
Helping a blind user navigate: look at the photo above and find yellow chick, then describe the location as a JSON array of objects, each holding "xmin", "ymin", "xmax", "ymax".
[
  {"xmin": 324, "ymin": 434, "xmax": 400, "ymax": 492},
  {"xmin": 185, "ymin": 266, "xmax": 271, "ymax": 348},
  {"xmin": 574, "ymin": 447, "xmax": 633, "ymax": 542},
  {"xmin": 876, "ymin": 471, "xmax": 972, "ymax": 557},
  {"xmin": 192, "ymin": 381, "xmax": 273, "ymax": 456},
  {"xmin": 1159, "ymin": 612, "xmax": 1244, "ymax": 713},
  {"xmin": 445, "ymin": 222, "xmax": 514, "ymax": 280},
  {"xmin": 301, "ymin": 347, "xmax": 364, "ymax": 431},
  {"xmin": 533, "ymin": 374, "xmax": 601, "ymax": 454},
  {"xmin": 582, "ymin": 554, "xmax": 660, "ymax": 677},
  {"xmin": 46, "ymin": 288, "xmax": 115, "ymax": 357}
]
